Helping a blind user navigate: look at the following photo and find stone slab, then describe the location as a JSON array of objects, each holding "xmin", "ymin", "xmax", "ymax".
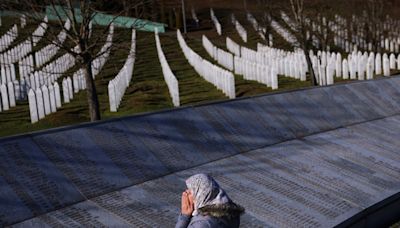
[
  {"xmin": 12, "ymin": 201, "xmax": 132, "ymax": 227},
  {"xmin": 92, "ymin": 175, "xmax": 183, "ymax": 227},
  {"xmin": 32, "ymin": 125, "xmax": 133, "ymax": 198},
  {"xmin": 0, "ymin": 138, "xmax": 84, "ymax": 226},
  {"xmin": 196, "ymin": 100, "xmax": 282, "ymax": 151},
  {"xmin": 122, "ymin": 109, "xmax": 239, "ymax": 170}
]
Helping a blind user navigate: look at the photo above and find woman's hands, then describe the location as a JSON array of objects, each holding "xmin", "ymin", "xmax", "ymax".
[{"xmin": 181, "ymin": 189, "xmax": 194, "ymax": 216}]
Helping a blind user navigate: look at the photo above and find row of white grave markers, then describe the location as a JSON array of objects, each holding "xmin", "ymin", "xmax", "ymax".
[
  {"xmin": 202, "ymin": 35, "xmax": 234, "ymax": 71},
  {"xmin": 25, "ymin": 49, "xmax": 76, "ymax": 92},
  {"xmin": 72, "ymin": 69, "xmax": 86, "ymax": 94},
  {"xmin": 223, "ymin": 39, "xmax": 281, "ymax": 88},
  {"xmin": 0, "ymin": 63, "xmax": 17, "ymax": 85},
  {"xmin": 108, "ymin": 29, "xmax": 136, "ymax": 112},
  {"xmin": 0, "ymin": 24, "xmax": 18, "ymax": 52},
  {"xmin": 0, "ymin": 39, "xmax": 31, "ymax": 64},
  {"xmin": 234, "ymin": 56, "xmax": 278, "ymax": 89},
  {"xmin": 231, "ymin": 14, "xmax": 247, "ymax": 43},
  {"xmin": 227, "ymin": 40, "xmax": 306, "ymax": 82},
  {"xmin": 241, "ymin": 47, "xmax": 284, "ymax": 83},
  {"xmin": 271, "ymin": 19, "xmax": 298, "ymax": 46},
  {"xmin": 16, "ymin": 44, "xmax": 77, "ymax": 105},
  {"xmin": 308, "ymin": 50, "xmax": 399, "ymax": 86},
  {"xmin": 280, "ymin": 12, "xmax": 297, "ymax": 32},
  {"xmin": 62, "ymin": 77, "xmax": 73, "ymax": 103},
  {"xmin": 28, "ymin": 75, "xmax": 73, "ymax": 123},
  {"xmin": 227, "ymin": 33, "xmax": 400, "ymax": 85},
  {"xmin": 226, "ymin": 37, "xmax": 241, "ymax": 57},
  {"xmin": 203, "ymin": 35, "xmax": 278, "ymax": 89},
  {"xmin": 306, "ymin": 21, "xmax": 324, "ymax": 50},
  {"xmin": 330, "ymin": 13, "xmax": 400, "ymax": 53},
  {"xmin": 0, "ymin": 34, "xmax": 140, "ymax": 116},
  {"xmin": 92, "ymin": 23, "xmax": 114, "ymax": 77},
  {"xmin": 35, "ymin": 45, "xmax": 56, "ymax": 68},
  {"xmin": 177, "ymin": 29, "xmax": 235, "ymax": 99},
  {"xmin": 22, "ymin": 35, "xmax": 119, "ymax": 100},
  {"xmin": 350, "ymin": 15, "xmax": 399, "ymax": 52},
  {"xmin": 331, "ymin": 14, "xmax": 350, "ymax": 52},
  {"xmin": 246, "ymin": 13, "xmax": 263, "ymax": 39},
  {"xmin": 28, "ymin": 82, "xmax": 61, "ymax": 123},
  {"xmin": 0, "ymin": 81, "xmax": 18, "ymax": 111},
  {"xmin": 0, "ymin": 16, "xmax": 48, "ymax": 65},
  {"xmin": 28, "ymin": 72, "xmax": 75, "ymax": 118},
  {"xmin": 210, "ymin": 9, "xmax": 222, "ymax": 36},
  {"xmin": 256, "ymin": 43, "xmax": 307, "ymax": 81},
  {"xmin": 18, "ymin": 54, "xmax": 35, "ymax": 80},
  {"xmin": 0, "ymin": 63, "xmax": 20, "ymax": 107},
  {"xmin": 35, "ymin": 19, "xmax": 71, "ymax": 68},
  {"xmin": 258, "ymin": 44, "xmax": 385, "ymax": 87},
  {"xmin": 154, "ymin": 30, "xmax": 180, "ymax": 107},
  {"xmin": 31, "ymin": 16, "xmax": 48, "ymax": 47},
  {"xmin": 311, "ymin": 51, "xmax": 339, "ymax": 85},
  {"xmin": 10, "ymin": 80, "xmax": 25, "ymax": 102},
  {"xmin": 284, "ymin": 14, "xmax": 321, "ymax": 50},
  {"xmin": 246, "ymin": 12, "xmax": 273, "ymax": 46}
]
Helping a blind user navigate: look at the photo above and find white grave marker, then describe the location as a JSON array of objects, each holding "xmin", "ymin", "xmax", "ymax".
[
  {"xmin": 67, "ymin": 77, "xmax": 73, "ymax": 99},
  {"xmin": 390, "ymin": 54, "xmax": 396, "ymax": 69},
  {"xmin": 36, "ymin": 88, "xmax": 45, "ymax": 119},
  {"xmin": 0, "ymin": 84, "xmax": 9, "ymax": 110},
  {"xmin": 28, "ymin": 89, "xmax": 38, "ymax": 123},
  {"xmin": 342, "ymin": 59, "xmax": 349, "ymax": 80},
  {"xmin": 42, "ymin": 85, "xmax": 51, "ymax": 115},
  {"xmin": 49, "ymin": 84, "xmax": 56, "ymax": 113},
  {"xmin": 397, "ymin": 54, "xmax": 400, "ymax": 70},
  {"xmin": 366, "ymin": 60, "xmax": 374, "ymax": 80},
  {"xmin": 383, "ymin": 57, "xmax": 391, "ymax": 76},
  {"xmin": 375, "ymin": 54, "xmax": 382, "ymax": 75},
  {"xmin": 62, "ymin": 79, "xmax": 70, "ymax": 103},
  {"xmin": 7, "ymin": 81, "xmax": 16, "ymax": 107},
  {"xmin": 54, "ymin": 82, "xmax": 62, "ymax": 108}
]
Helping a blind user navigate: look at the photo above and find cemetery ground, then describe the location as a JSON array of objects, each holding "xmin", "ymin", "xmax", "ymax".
[{"xmin": 0, "ymin": 8, "xmax": 399, "ymax": 138}]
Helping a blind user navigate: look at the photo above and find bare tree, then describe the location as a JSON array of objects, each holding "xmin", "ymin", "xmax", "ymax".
[
  {"xmin": 1, "ymin": 0, "xmax": 149, "ymax": 121},
  {"xmin": 289, "ymin": 0, "xmax": 318, "ymax": 86}
]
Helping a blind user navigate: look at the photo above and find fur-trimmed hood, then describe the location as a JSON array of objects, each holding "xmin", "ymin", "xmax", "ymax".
[{"xmin": 198, "ymin": 203, "xmax": 245, "ymax": 218}]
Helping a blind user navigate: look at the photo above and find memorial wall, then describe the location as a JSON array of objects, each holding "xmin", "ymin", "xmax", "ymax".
[{"xmin": 1, "ymin": 76, "xmax": 400, "ymax": 227}]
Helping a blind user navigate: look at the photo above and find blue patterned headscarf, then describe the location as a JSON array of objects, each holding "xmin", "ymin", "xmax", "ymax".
[{"xmin": 185, "ymin": 173, "xmax": 231, "ymax": 216}]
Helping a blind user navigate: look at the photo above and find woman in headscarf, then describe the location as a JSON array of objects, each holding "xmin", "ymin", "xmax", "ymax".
[{"xmin": 175, "ymin": 173, "xmax": 245, "ymax": 228}]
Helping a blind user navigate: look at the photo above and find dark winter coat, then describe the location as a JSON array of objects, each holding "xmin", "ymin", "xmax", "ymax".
[{"xmin": 175, "ymin": 203, "xmax": 245, "ymax": 228}]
